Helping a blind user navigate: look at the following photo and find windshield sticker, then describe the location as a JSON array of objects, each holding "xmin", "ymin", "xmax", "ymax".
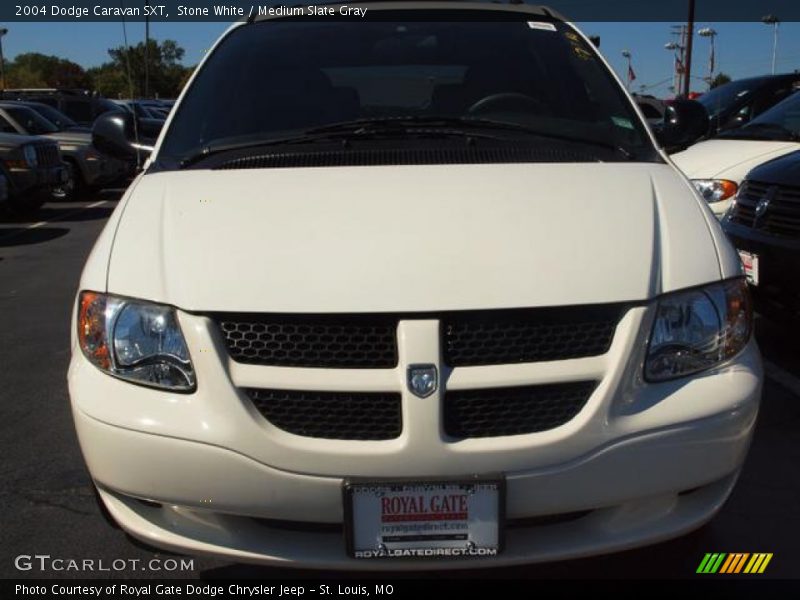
[
  {"xmin": 612, "ymin": 116, "xmax": 635, "ymax": 130},
  {"xmin": 572, "ymin": 45, "xmax": 594, "ymax": 61},
  {"xmin": 528, "ymin": 22, "xmax": 557, "ymax": 31},
  {"xmin": 564, "ymin": 31, "xmax": 580, "ymax": 42}
]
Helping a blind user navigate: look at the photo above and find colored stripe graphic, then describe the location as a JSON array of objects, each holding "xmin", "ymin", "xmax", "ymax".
[
  {"xmin": 699, "ymin": 552, "xmax": 772, "ymax": 574},
  {"xmin": 719, "ymin": 554, "xmax": 736, "ymax": 574},
  {"xmin": 705, "ymin": 553, "xmax": 720, "ymax": 573},
  {"xmin": 696, "ymin": 553, "xmax": 713, "ymax": 573},
  {"xmin": 720, "ymin": 553, "xmax": 749, "ymax": 573},
  {"xmin": 744, "ymin": 553, "xmax": 774, "ymax": 574},
  {"xmin": 709, "ymin": 553, "xmax": 726, "ymax": 573},
  {"xmin": 733, "ymin": 553, "xmax": 750, "ymax": 573},
  {"xmin": 758, "ymin": 554, "xmax": 773, "ymax": 573}
]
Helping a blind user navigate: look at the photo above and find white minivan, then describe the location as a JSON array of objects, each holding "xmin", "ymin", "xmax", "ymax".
[
  {"xmin": 71, "ymin": 2, "xmax": 761, "ymax": 568},
  {"xmin": 673, "ymin": 90, "xmax": 800, "ymax": 218}
]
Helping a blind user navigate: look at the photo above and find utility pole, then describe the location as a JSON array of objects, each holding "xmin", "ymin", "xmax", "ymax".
[
  {"xmin": 144, "ymin": 0, "xmax": 150, "ymax": 98},
  {"xmin": 0, "ymin": 28, "xmax": 8, "ymax": 91},
  {"xmin": 698, "ymin": 27, "xmax": 717, "ymax": 89},
  {"xmin": 665, "ymin": 26, "xmax": 685, "ymax": 98},
  {"xmin": 762, "ymin": 15, "xmax": 780, "ymax": 75},
  {"xmin": 683, "ymin": 0, "xmax": 695, "ymax": 97}
]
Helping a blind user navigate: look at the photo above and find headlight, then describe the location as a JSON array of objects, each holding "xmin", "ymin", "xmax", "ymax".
[
  {"xmin": 23, "ymin": 145, "xmax": 38, "ymax": 168},
  {"xmin": 77, "ymin": 292, "xmax": 196, "ymax": 391},
  {"xmin": 644, "ymin": 279, "xmax": 752, "ymax": 382},
  {"xmin": 692, "ymin": 179, "xmax": 738, "ymax": 203}
]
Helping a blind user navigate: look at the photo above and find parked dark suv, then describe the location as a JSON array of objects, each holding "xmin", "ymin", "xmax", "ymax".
[
  {"xmin": 723, "ymin": 150, "xmax": 800, "ymax": 321},
  {"xmin": 0, "ymin": 89, "xmax": 121, "ymax": 127},
  {"xmin": 0, "ymin": 132, "xmax": 66, "ymax": 215}
]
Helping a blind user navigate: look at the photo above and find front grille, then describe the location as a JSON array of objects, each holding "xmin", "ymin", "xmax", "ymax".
[
  {"xmin": 443, "ymin": 305, "xmax": 624, "ymax": 367},
  {"xmin": 216, "ymin": 315, "xmax": 398, "ymax": 368},
  {"xmin": 444, "ymin": 381, "xmax": 596, "ymax": 439},
  {"xmin": 731, "ymin": 180, "xmax": 800, "ymax": 237},
  {"xmin": 215, "ymin": 305, "xmax": 625, "ymax": 369},
  {"xmin": 245, "ymin": 388, "xmax": 402, "ymax": 440},
  {"xmin": 34, "ymin": 143, "xmax": 61, "ymax": 168}
]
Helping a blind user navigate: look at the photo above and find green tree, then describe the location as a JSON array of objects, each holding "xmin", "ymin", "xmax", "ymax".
[
  {"xmin": 96, "ymin": 38, "xmax": 191, "ymax": 98},
  {"xmin": 86, "ymin": 63, "xmax": 130, "ymax": 98},
  {"xmin": 5, "ymin": 52, "xmax": 91, "ymax": 88},
  {"xmin": 710, "ymin": 72, "xmax": 732, "ymax": 89}
]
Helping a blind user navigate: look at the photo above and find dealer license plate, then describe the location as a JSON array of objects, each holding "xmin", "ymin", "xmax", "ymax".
[
  {"xmin": 344, "ymin": 479, "xmax": 503, "ymax": 559},
  {"xmin": 738, "ymin": 250, "xmax": 759, "ymax": 286}
]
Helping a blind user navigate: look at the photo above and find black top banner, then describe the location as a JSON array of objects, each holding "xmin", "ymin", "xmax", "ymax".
[{"xmin": 2, "ymin": 0, "xmax": 800, "ymax": 23}]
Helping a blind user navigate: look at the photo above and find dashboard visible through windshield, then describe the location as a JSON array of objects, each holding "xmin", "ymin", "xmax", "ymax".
[{"xmin": 157, "ymin": 13, "xmax": 657, "ymax": 168}]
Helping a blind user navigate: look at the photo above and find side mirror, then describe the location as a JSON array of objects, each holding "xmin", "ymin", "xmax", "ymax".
[
  {"xmin": 92, "ymin": 110, "xmax": 154, "ymax": 161},
  {"xmin": 723, "ymin": 106, "xmax": 751, "ymax": 130},
  {"xmin": 657, "ymin": 99, "xmax": 709, "ymax": 153}
]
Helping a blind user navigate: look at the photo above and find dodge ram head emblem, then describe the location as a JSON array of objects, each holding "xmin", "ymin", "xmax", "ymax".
[
  {"xmin": 407, "ymin": 365, "xmax": 438, "ymax": 398},
  {"xmin": 754, "ymin": 186, "xmax": 777, "ymax": 225},
  {"xmin": 755, "ymin": 197, "xmax": 771, "ymax": 218}
]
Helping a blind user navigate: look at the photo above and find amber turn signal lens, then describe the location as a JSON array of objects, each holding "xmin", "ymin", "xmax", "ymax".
[
  {"xmin": 718, "ymin": 180, "xmax": 738, "ymax": 200},
  {"xmin": 78, "ymin": 291, "xmax": 110, "ymax": 370}
]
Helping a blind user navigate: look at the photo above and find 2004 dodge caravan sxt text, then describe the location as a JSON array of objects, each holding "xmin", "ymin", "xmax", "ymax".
[{"xmin": 69, "ymin": 2, "xmax": 762, "ymax": 568}]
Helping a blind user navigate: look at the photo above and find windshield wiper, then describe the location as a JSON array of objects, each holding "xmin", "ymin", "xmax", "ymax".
[
  {"xmin": 177, "ymin": 124, "xmax": 503, "ymax": 168},
  {"xmin": 178, "ymin": 115, "xmax": 635, "ymax": 167},
  {"xmin": 307, "ymin": 116, "xmax": 635, "ymax": 159}
]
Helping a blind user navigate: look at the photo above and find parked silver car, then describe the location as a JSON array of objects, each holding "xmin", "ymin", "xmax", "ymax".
[{"xmin": 0, "ymin": 102, "xmax": 129, "ymax": 200}]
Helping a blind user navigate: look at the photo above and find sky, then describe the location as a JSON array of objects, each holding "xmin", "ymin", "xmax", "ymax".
[{"xmin": 1, "ymin": 19, "xmax": 799, "ymax": 97}]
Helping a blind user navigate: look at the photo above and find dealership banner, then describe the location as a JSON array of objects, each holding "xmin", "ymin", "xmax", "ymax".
[
  {"xmin": 4, "ymin": 579, "xmax": 799, "ymax": 598},
  {"xmin": 2, "ymin": 0, "xmax": 800, "ymax": 22}
]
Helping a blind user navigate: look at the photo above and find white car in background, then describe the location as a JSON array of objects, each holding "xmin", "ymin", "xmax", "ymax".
[
  {"xmin": 70, "ymin": 2, "xmax": 761, "ymax": 569},
  {"xmin": 673, "ymin": 90, "xmax": 800, "ymax": 218}
]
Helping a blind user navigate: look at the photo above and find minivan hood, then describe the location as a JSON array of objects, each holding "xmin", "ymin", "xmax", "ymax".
[
  {"xmin": 671, "ymin": 138, "xmax": 800, "ymax": 181},
  {"xmin": 107, "ymin": 163, "xmax": 721, "ymax": 313}
]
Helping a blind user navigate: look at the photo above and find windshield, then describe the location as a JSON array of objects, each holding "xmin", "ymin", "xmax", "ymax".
[
  {"xmin": 718, "ymin": 91, "xmax": 800, "ymax": 140},
  {"xmin": 4, "ymin": 105, "xmax": 59, "ymax": 135},
  {"xmin": 159, "ymin": 15, "xmax": 653, "ymax": 165},
  {"xmin": 29, "ymin": 103, "xmax": 78, "ymax": 130},
  {"xmin": 697, "ymin": 78, "xmax": 763, "ymax": 118}
]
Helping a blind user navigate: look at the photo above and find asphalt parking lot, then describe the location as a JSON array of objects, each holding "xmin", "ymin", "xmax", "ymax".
[{"xmin": 1, "ymin": 195, "xmax": 798, "ymax": 580}]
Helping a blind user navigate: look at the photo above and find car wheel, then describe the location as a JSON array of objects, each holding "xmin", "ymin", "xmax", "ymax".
[{"xmin": 51, "ymin": 161, "xmax": 80, "ymax": 202}]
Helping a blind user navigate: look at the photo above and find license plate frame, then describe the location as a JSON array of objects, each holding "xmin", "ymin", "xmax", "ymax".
[
  {"xmin": 738, "ymin": 249, "xmax": 760, "ymax": 286},
  {"xmin": 343, "ymin": 476, "xmax": 505, "ymax": 560}
]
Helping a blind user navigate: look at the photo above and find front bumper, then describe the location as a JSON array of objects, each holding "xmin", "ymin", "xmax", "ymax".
[
  {"xmin": 80, "ymin": 155, "xmax": 131, "ymax": 187},
  {"xmin": 68, "ymin": 306, "xmax": 762, "ymax": 568},
  {"xmin": 724, "ymin": 220, "xmax": 800, "ymax": 319},
  {"xmin": 8, "ymin": 164, "xmax": 66, "ymax": 197}
]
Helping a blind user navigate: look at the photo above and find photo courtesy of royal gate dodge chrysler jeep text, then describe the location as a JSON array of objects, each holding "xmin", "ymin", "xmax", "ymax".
[{"xmin": 69, "ymin": 1, "xmax": 762, "ymax": 568}]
